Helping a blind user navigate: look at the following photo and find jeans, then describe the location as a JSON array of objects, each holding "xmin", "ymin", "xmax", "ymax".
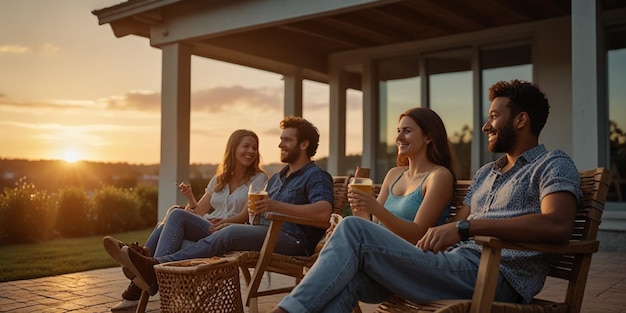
[
  {"xmin": 144, "ymin": 208, "xmax": 213, "ymax": 258},
  {"xmin": 277, "ymin": 216, "xmax": 520, "ymax": 313},
  {"xmin": 155, "ymin": 218, "xmax": 308, "ymax": 263}
]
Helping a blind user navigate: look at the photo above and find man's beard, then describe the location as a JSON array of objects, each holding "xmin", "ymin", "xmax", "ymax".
[
  {"xmin": 281, "ymin": 146, "xmax": 300, "ymax": 163},
  {"xmin": 489, "ymin": 122, "xmax": 517, "ymax": 153}
]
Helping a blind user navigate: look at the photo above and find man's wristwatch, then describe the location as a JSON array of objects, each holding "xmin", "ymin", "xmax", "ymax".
[{"xmin": 456, "ymin": 219, "xmax": 470, "ymax": 241}]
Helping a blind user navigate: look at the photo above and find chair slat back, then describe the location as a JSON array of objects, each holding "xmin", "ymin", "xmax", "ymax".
[
  {"xmin": 450, "ymin": 180, "xmax": 471, "ymax": 220},
  {"xmin": 332, "ymin": 176, "xmax": 352, "ymax": 216},
  {"xmin": 371, "ymin": 183, "xmax": 382, "ymax": 198},
  {"xmin": 548, "ymin": 167, "xmax": 611, "ymax": 281}
]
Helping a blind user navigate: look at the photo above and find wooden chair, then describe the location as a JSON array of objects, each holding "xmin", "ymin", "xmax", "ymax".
[
  {"xmin": 376, "ymin": 167, "xmax": 612, "ymax": 313},
  {"xmin": 237, "ymin": 175, "xmax": 351, "ymax": 313}
]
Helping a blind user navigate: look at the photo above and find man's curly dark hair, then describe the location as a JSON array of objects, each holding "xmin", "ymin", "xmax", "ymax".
[
  {"xmin": 488, "ymin": 79, "xmax": 550, "ymax": 137},
  {"xmin": 280, "ymin": 116, "xmax": 320, "ymax": 157}
]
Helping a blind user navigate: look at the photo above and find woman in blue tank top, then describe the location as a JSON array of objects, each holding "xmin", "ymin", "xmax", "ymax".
[{"xmin": 348, "ymin": 107, "xmax": 457, "ymax": 245}]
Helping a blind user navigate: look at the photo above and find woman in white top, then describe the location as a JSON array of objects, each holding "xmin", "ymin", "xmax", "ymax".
[{"xmin": 105, "ymin": 129, "xmax": 267, "ymax": 311}]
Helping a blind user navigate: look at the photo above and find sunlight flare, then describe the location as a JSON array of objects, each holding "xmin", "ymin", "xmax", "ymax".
[{"xmin": 62, "ymin": 149, "xmax": 82, "ymax": 163}]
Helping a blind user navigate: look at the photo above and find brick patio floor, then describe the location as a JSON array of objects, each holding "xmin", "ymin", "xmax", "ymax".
[{"xmin": 0, "ymin": 251, "xmax": 624, "ymax": 312}]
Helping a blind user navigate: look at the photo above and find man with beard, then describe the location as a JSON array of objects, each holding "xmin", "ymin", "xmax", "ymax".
[
  {"xmin": 120, "ymin": 116, "xmax": 334, "ymax": 295},
  {"xmin": 269, "ymin": 79, "xmax": 582, "ymax": 313}
]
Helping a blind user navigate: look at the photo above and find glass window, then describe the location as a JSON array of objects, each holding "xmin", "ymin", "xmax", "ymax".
[
  {"xmin": 607, "ymin": 26, "xmax": 626, "ymax": 203},
  {"xmin": 480, "ymin": 45, "xmax": 532, "ymax": 164},
  {"xmin": 376, "ymin": 57, "xmax": 421, "ymax": 180},
  {"xmin": 427, "ymin": 50, "xmax": 472, "ymax": 179},
  {"xmin": 373, "ymin": 45, "xmax": 531, "ymax": 181}
]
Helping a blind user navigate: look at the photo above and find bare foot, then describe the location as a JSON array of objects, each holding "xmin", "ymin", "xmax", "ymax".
[{"xmin": 268, "ymin": 308, "xmax": 288, "ymax": 313}]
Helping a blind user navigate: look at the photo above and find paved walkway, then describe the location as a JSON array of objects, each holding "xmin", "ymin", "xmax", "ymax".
[{"xmin": 0, "ymin": 251, "xmax": 625, "ymax": 312}]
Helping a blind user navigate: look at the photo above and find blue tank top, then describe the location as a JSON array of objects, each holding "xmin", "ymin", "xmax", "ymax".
[{"xmin": 382, "ymin": 170, "xmax": 450, "ymax": 225}]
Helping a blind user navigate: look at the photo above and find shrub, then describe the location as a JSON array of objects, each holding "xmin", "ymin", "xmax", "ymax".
[
  {"xmin": 56, "ymin": 187, "xmax": 91, "ymax": 237},
  {"xmin": 0, "ymin": 177, "xmax": 56, "ymax": 244},
  {"xmin": 91, "ymin": 185, "xmax": 142, "ymax": 234},
  {"xmin": 134, "ymin": 184, "xmax": 158, "ymax": 228}
]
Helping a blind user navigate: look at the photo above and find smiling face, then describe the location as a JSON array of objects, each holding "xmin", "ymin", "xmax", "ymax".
[
  {"xmin": 482, "ymin": 97, "xmax": 518, "ymax": 153},
  {"xmin": 234, "ymin": 135, "xmax": 259, "ymax": 168},
  {"xmin": 396, "ymin": 116, "xmax": 430, "ymax": 158},
  {"xmin": 278, "ymin": 127, "xmax": 302, "ymax": 164}
]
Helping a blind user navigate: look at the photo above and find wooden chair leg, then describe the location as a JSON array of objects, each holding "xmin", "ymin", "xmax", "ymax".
[
  {"xmin": 248, "ymin": 297, "xmax": 259, "ymax": 313},
  {"xmin": 469, "ymin": 244, "xmax": 501, "ymax": 313},
  {"xmin": 135, "ymin": 290, "xmax": 149, "ymax": 313}
]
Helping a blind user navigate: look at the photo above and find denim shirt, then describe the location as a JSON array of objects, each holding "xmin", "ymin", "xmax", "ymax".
[
  {"xmin": 456, "ymin": 145, "xmax": 581, "ymax": 303},
  {"xmin": 265, "ymin": 161, "xmax": 334, "ymax": 255}
]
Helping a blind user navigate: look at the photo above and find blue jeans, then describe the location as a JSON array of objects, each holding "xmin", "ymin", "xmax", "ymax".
[
  {"xmin": 144, "ymin": 207, "xmax": 213, "ymax": 258},
  {"xmin": 277, "ymin": 216, "xmax": 520, "ymax": 313},
  {"xmin": 152, "ymin": 213, "xmax": 308, "ymax": 263}
]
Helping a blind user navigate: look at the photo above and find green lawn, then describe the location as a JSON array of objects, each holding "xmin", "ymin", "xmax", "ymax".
[{"xmin": 0, "ymin": 228, "xmax": 153, "ymax": 283}]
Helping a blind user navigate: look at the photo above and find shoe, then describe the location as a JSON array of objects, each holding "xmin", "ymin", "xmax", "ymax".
[
  {"xmin": 121, "ymin": 281, "xmax": 142, "ymax": 301},
  {"xmin": 103, "ymin": 236, "xmax": 151, "ymax": 279},
  {"xmin": 110, "ymin": 299, "xmax": 138, "ymax": 312},
  {"xmin": 103, "ymin": 236, "xmax": 127, "ymax": 265},
  {"xmin": 121, "ymin": 246, "xmax": 159, "ymax": 296}
]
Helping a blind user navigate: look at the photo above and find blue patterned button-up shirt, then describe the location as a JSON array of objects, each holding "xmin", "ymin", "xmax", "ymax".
[{"xmin": 457, "ymin": 144, "xmax": 581, "ymax": 303}]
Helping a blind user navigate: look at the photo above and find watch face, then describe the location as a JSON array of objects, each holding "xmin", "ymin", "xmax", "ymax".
[
  {"xmin": 458, "ymin": 220, "xmax": 469, "ymax": 229},
  {"xmin": 457, "ymin": 220, "xmax": 470, "ymax": 241}
]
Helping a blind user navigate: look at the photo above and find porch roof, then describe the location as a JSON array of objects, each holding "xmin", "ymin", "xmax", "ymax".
[{"xmin": 92, "ymin": 0, "xmax": 625, "ymax": 89}]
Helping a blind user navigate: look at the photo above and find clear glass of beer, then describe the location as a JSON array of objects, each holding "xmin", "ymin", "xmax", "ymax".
[
  {"xmin": 248, "ymin": 185, "xmax": 268, "ymax": 225},
  {"xmin": 348, "ymin": 177, "xmax": 373, "ymax": 194}
]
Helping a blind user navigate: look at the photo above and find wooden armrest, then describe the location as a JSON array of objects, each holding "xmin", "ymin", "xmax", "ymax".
[
  {"xmin": 244, "ymin": 212, "xmax": 330, "ymax": 306},
  {"xmin": 265, "ymin": 212, "xmax": 331, "ymax": 229},
  {"xmin": 474, "ymin": 236, "xmax": 599, "ymax": 254}
]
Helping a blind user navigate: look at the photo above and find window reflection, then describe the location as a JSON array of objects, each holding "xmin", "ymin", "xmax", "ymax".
[
  {"xmin": 375, "ymin": 45, "xmax": 531, "ymax": 181},
  {"xmin": 608, "ymin": 25, "xmax": 626, "ymax": 203},
  {"xmin": 377, "ymin": 57, "xmax": 421, "ymax": 180},
  {"xmin": 480, "ymin": 45, "xmax": 532, "ymax": 165}
]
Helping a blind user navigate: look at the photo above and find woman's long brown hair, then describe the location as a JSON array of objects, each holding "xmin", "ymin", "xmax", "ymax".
[{"xmin": 214, "ymin": 129, "xmax": 265, "ymax": 192}]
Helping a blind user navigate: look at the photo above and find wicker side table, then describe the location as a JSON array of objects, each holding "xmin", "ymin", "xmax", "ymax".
[{"xmin": 154, "ymin": 257, "xmax": 243, "ymax": 313}]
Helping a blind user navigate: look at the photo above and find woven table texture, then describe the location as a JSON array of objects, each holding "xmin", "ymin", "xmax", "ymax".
[{"xmin": 154, "ymin": 257, "xmax": 243, "ymax": 313}]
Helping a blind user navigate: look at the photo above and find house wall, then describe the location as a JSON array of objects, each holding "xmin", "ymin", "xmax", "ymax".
[
  {"xmin": 533, "ymin": 18, "xmax": 573, "ymax": 155},
  {"xmin": 331, "ymin": 15, "xmax": 579, "ymax": 173}
]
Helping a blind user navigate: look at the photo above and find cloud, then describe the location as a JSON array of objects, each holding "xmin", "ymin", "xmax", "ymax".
[
  {"xmin": 39, "ymin": 43, "xmax": 61, "ymax": 55},
  {"xmin": 102, "ymin": 85, "xmax": 283, "ymax": 112},
  {"xmin": 0, "ymin": 97, "xmax": 97, "ymax": 110},
  {"xmin": 0, "ymin": 44, "xmax": 31, "ymax": 54},
  {"xmin": 0, "ymin": 84, "xmax": 353, "ymax": 114},
  {"xmin": 0, "ymin": 43, "xmax": 61, "ymax": 55},
  {"xmin": 0, "ymin": 120, "xmax": 133, "ymax": 132},
  {"xmin": 104, "ymin": 90, "xmax": 160, "ymax": 111},
  {"xmin": 192, "ymin": 85, "xmax": 282, "ymax": 112}
]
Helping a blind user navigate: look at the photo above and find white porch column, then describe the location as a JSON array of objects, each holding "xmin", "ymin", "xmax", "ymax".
[
  {"xmin": 158, "ymin": 43, "xmax": 192, "ymax": 220},
  {"xmin": 572, "ymin": 0, "xmax": 607, "ymax": 169},
  {"xmin": 328, "ymin": 67, "xmax": 347, "ymax": 176},
  {"xmin": 284, "ymin": 70, "xmax": 303, "ymax": 117},
  {"xmin": 361, "ymin": 60, "xmax": 379, "ymax": 180}
]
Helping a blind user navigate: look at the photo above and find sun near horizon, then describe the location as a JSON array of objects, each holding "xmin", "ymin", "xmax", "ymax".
[{"xmin": 61, "ymin": 149, "xmax": 82, "ymax": 163}]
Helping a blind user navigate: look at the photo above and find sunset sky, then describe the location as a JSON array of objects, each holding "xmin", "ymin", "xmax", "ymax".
[{"xmin": 0, "ymin": 0, "xmax": 364, "ymax": 165}]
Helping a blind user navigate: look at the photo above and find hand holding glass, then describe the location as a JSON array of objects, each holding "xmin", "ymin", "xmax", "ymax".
[
  {"xmin": 248, "ymin": 185, "xmax": 268, "ymax": 225},
  {"xmin": 349, "ymin": 177, "xmax": 373, "ymax": 193},
  {"xmin": 349, "ymin": 177, "xmax": 373, "ymax": 212}
]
